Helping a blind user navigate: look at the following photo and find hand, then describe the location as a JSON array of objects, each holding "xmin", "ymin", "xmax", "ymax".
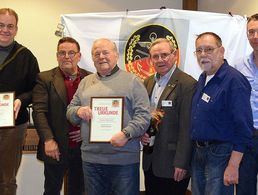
[
  {"xmin": 224, "ymin": 150, "xmax": 243, "ymax": 186},
  {"xmin": 69, "ymin": 130, "xmax": 82, "ymax": 142},
  {"xmin": 14, "ymin": 99, "xmax": 21, "ymax": 119},
  {"xmin": 224, "ymin": 164, "xmax": 239, "ymax": 186},
  {"xmin": 77, "ymin": 106, "xmax": 92, "ymax": 121},
  {"xmin": 44, "ymin": 139, "xmax": 60, "ymax": 161},
  {"xmin": 174, "ymin": 167, "xmax": 187, "ymax": 182},
  {"xmin": 140, "ymin": 133, "xmax": 150, "ymax": 145},
  {"xmin": 110, "ymin": 131, "xmax": 128, "ymax": 147}
]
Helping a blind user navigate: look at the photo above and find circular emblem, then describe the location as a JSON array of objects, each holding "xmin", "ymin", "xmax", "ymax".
[{"xmin": 124, "ymin": 24, "xmax": 179, "ymax": 80}]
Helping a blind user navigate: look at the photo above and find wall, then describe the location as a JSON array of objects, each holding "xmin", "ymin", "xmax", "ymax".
[{"xmin": 198, "ymin": 0, "xmax": 258, "ymax": 16}]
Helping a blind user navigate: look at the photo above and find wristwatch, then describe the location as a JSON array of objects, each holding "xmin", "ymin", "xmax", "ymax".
[{"xmin": 121, "ymin": 129, "xmax": 132, "ymax": 140}]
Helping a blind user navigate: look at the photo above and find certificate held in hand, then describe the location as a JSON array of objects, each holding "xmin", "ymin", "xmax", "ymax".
[
  {"xmin": 90, "ymin": 97, "xmax": 124, "ymax": 142},
  {"xmin": 0, "ymin": 92, "xmax": 15, "ymax": 128}
]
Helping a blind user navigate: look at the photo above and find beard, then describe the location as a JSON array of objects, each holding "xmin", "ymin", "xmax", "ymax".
[{"xmin": 199, "ymin": 59, "xmax": 212, "ymax": 72}]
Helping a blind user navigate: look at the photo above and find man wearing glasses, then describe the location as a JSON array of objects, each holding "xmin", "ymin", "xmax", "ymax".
[
  {"xmin": 32, "ymin": 37, "xmax": 91, "ymax": 195},
  {"xmin": 191, "ymin": 32, "xmax": 253, "ymax": 195},
  {"xmin": 0, "ymin": 8, "xmax": 40, "ymax": 195},
  {"xmin": 141, "ymin": 38, "xmax": 196, "ymax": 195},
  {"xmin": 234, "ymin": 14, "xmax": 258, "ymax": 195}
]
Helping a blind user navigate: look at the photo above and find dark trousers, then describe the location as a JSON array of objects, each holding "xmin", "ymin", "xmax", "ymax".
[
  {"xmin": 144, "ymin": 167, "xmax": 190, "ymax": 195},
  {"xmin": 0, "ymin": 123, "xmax": 27, "ymax": 195},
  {"xmin": 237, "ymin": 136, "xmax": 258, "ymax": 195},
  {"xmin": 43, "ymin": 147, "xmax": 84, "ymax": 195}
]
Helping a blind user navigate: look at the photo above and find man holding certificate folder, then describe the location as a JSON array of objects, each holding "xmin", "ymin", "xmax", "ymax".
[
  {"xmin": 66, "ymin": 38, "xmax": 151, "ymax": 195},
  {"xmin": 0, "ymin": 8, "xmax": 39, "ymax": 195}
]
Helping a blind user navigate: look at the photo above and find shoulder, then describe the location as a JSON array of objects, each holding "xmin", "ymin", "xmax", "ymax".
[
  {"xmin": 80, "ymin": 73, "xmax": 96, "ymax": 83},
  {"xmin": 79, "ymin": 68, "xmax": 93, "ymax": 78},
  {"xmin": 175, "ymin": 68, "xmax": 197, "ymax": 85},
  {"xmin": 144, "ymin": 74, "xmax": 155, "ymax": 86},
  {"xmin": 14, "ymin": 41, "xmax": 36, "ymax": 57},
  {"xmin": 232, "ymin": 54, "xmax": 251, "ymax": 71},
  {"xmin": 37, "ymin": 67, "xmax": 59, "ymax": 80},
  {"xmin": 225, "ymin": 64, "xmax": 251, "ymax": 90}
]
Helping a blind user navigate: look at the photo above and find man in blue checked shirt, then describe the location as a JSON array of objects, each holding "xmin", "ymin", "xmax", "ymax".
[
  {"xmin": 234, "ymin": 13, "xmax": 258, "ymax": 195},
  {"xmin": 191, "ymin": 32, "xmax": 253, "ymax": 195}
]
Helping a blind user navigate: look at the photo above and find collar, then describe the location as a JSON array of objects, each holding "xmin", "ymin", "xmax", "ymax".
[
  {"xmin": 200, "ymin": 59, "xmax": 229, "ymax": 82},
  {"xmin": 60, "ymin": 66, "xmax": 80, "ymax": 80},
  {"xmin": 97, "ymin": 65, "xmax": 119, "ymax": 78},
  {"xmin": 0, "ymin": 41, "xmax": 15, "ymax": 51},
  {"xmin": 154, "ymin": 64, "xmax": 176, "ymax": 82},
  {"xmin": 247, "ymin": 52, "xmax": 257, "ymax": 70}
]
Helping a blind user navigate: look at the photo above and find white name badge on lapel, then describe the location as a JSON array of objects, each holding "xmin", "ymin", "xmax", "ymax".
[
  {"xmin": 162, "ymin": 100, "xmax": 172, "ymax": 107},
  {"xmin": 201, "ymin": 93, "xmax": 210, "ymax": 103}
]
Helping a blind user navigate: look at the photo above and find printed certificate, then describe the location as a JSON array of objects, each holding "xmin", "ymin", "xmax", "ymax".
[
  {"xmin": 90, "ymin": 97, "xmax": 124, "ymax": 142},
  {"xmin": 0, "ymin": 92, "xmax": 15, "ymax": 128}
]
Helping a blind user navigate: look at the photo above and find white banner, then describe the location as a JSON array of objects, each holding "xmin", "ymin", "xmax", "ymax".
[{"xmin": 61, "ymin": 9, "xmax": 251, "ymax": 80}]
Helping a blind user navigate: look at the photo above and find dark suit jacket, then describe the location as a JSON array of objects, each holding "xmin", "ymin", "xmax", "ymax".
[
  {"xmin": 143, "ymin": 67, "xmax": 196, "ymax": 178},
  {"xmin": 32, "ymin": 67, "xmax": 91, "ymax": 164}
]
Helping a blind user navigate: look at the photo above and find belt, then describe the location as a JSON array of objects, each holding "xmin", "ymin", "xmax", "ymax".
[{"xmin": 194, "ymin": 140, "xmax": 222, "ymax": 148}]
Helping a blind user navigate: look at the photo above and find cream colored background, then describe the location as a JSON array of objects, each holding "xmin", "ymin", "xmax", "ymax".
[{"xmin": 1, "ymin": 0, "xmax": 258, "ymax": 194}]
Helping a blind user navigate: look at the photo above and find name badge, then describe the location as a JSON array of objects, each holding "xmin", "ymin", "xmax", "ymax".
[
  {"xmin": 162, "ymin": 100, "xmax": 172, "ymax": 107},
  {"xmin": 201, "ymin": 93, "xmax": 210, "ymax": 103}
]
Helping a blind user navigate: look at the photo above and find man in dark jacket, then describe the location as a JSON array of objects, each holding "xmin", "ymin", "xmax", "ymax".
[
  {"xmin": 141, "ymin": 38, "xmax": 196, "ymax": 195},
  {"xmin": 32, "ymin": 37, "xmax": 91, "ymax": 195},
  {"xmin": 0, "ymin": 8, "xmax": 40, "ymax": 195}
]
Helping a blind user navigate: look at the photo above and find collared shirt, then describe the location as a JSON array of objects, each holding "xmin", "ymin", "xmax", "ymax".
[
  {"xmin": 191, "ymin": 60, "xmax": 253, "ymax": 152},
  {"xmin": 234, "ymin": 52, "xmax": 258, "ymax": 129},
  {"xmin": 150, "ymin": 65, "xmax": 176, "ymax": 108},
  {"xmin": 61, "ymin": 67, "xmax": 81, "ymax": 148}
]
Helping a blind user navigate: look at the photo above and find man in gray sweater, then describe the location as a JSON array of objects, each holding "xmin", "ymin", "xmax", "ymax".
[{"xmin": 66, "ymin": 38, "xmax": 150, "ymax": 195}]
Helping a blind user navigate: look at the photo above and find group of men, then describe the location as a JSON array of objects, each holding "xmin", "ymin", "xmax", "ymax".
[{"xmin": 1, "ymin": 7, "xmax": 258, "ymax": 195}]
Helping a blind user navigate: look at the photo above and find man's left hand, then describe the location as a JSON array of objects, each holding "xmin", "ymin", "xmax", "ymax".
[
  {"xmin": 224, "ymin": 164, "xmax": 239, "ymax": 186},
  {"xmin": 110, "ymin": 131, "xmax": 128, "ymax": 147},
  {"xmin": 14, "ymin": 99, "xmax": 21, "ymax": 119}
]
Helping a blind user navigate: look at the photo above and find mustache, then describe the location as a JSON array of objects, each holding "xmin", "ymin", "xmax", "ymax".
[{"xmin": 199, "ymin": 58, "xmax": 210, "ymax": 64}]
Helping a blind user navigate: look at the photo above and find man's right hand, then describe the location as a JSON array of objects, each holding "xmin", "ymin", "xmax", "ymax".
[
  {"xmin": 77, "ymin": 106, "xmax": 92, "ymax": 121},
  {"xmin": 44, "ymin": 139, "xmax": 60, "ymax": 161}
]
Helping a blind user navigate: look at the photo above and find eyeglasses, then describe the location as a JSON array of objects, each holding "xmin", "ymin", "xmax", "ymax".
[
  {"xmin": 194, "ymin": 47, "xmax": 220, "ymax": 55},
  {"xmin": 57, "ymin": 50, "xmax": 79, "ymax": 58},
  {"xmin": 0, "ymin": 23, "xmax": 16, "ymax": 31},
  {"xmin": 151, "ymin": 50, "xmax": 175, "ymax": 61},
  {"xmin": 247, "ymin": 29, "xmax": 258, "ymax": 38}
]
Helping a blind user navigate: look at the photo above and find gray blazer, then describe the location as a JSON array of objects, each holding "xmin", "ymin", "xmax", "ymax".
[
  {"xmin": 32, "ymin": 67, "xmax": 91, "ymax": 164},
  {"xmin": 142, "ymin": 67, "xmax": 196, "ymax": 178}
]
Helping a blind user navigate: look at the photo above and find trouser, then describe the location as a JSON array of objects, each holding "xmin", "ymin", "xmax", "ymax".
[
  {"xmin": 43, "ymin": 147, "xmax": 84, "ymax": 195},
  {"xmin": 191, "ymin": 142, "xmax": 234, "ymax": 195},
  {"xmin": 237, "ymin": 136, "xmax": 258, "ymax": 195},
  {"xmin": 0, "ymin": 123, "xmax": 27, "ymax": 195},
  {"xmin": 144, "ymin": 166, "xmax": 190, "ymax": 195},
  {"xmin": 83, "ymin": 162, "xmax": 139, "ymax": 195}
]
